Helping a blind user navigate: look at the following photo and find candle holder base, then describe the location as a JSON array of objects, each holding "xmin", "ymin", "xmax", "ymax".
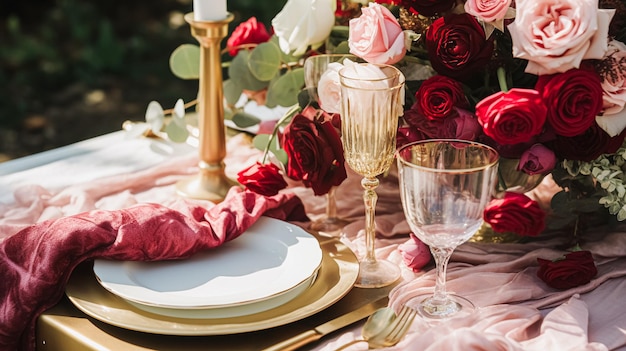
[{"xmin": 176, "ymin": 161, "xmax": 238, "ymax": 203}]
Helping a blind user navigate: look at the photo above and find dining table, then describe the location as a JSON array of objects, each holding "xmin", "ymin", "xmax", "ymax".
[{"xmin": 2, "ymin": 127, "xmax": 626, "ymax": 351}]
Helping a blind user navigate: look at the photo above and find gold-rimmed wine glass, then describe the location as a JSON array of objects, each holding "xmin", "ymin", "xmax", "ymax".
[
  {"xmin": 338, "ymin": 63, "xmax": 405, "ymax": 288},
  {"xmin": 396, "ymin": 139, "xmax": 499, "ymax": 319}
]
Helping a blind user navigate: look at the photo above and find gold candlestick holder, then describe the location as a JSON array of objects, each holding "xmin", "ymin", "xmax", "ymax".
[{"xmin": 176, "ymin": 12, "xmax": 237, "ymax": 202}]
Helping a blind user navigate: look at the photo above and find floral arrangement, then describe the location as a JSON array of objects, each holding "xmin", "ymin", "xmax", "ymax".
[{"xmin": 140, "ymin": 0, "xmax": 626, "ymax": 289}]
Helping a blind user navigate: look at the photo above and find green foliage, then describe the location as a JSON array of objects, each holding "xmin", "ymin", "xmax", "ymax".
[
  {"xmin": 228, "ymin": 50, "xmax": 269, "ymax": 93},
  {"xmin": 169, "ymin": 44, "xmax": 201, "ymax": 80},
  {"xmin": 265, "ymin": 67, "xmax": 305, "ymax": 108},
  {"xmin": 248, "ymin": 42, "xmax": 282, "ymax": 81}
]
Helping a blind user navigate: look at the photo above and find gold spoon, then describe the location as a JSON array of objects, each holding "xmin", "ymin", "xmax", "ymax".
[{"xmin": 334, "ymin": 307, "xmax": 396, "ymax": 350}]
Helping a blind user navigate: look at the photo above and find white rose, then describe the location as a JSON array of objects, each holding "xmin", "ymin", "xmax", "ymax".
[
  {"xmin": 338, "ymin": 63, "xmax": 405, "ymax": 119},
  {"xmin": 317, "ymin": 59, "xmax": 356, "ymax": 114},
  {"xmin": 271, "ymin": 0, "xmax": 336, "ymax": 56}
]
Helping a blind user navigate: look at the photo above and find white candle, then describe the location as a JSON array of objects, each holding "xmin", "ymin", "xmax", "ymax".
[{"xmin": 193, "ymin": 0, "xmax": 228, "ymax": 21}]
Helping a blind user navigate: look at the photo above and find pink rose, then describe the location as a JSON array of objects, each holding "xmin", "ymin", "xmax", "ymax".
[
  {"xmin": 508, "ymin": 0, "xmax": 614, "ymax": 75},
  {"xmin": 348, "ymin": 3, "xmax": 407, "ymax": 65},
  {"xmin": 596, "ymin": 40, "xmax": 626, "ymax": 137},
  {"xmin": 517, "ymin": 144, "xmax": 557, "ymax": 175},
  {"xmin": 398, "ymin": 233, "xmax": 431, "ymax": 272},
  {"xmin": 476, "ymin": 88, "xmax": 547, "ymax": 145},
  {"xmin": 464, "ymin": 0, "xmax": 512, "ymax": 23}
]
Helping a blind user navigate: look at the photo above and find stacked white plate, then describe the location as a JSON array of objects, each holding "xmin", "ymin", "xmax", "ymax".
[{"xmin": 93, "ymin": 217, "xmax": 323, "ymax": 319}]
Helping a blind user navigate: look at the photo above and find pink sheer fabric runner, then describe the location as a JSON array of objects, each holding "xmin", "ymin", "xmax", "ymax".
[{"xmin": 1, "ymin": 134, "xmax": 626, "ymax": 350}]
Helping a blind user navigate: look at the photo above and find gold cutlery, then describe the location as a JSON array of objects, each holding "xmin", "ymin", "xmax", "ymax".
[
  {"xmin": 262, "ymin": 295, "xmax": 389, "ymax": 351},
  {"xmin": 334, "ymin": 304, "xmax": 417, "ymax": 350}
]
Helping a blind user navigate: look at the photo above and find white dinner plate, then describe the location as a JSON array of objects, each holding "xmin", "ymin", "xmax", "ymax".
[
  {"xmin": 93, "ymin": 217, "xmax": 323, "ymax": 311},
  {"xmin": 65, "ymin": 234, "xmax": 359, "ymax": 335},
  {"xmin": 124, "ymin": 270, "xmax": 316, "ymax": 319}
]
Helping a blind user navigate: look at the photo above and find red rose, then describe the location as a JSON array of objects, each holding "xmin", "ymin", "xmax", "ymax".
[
  {"xmin": 535, "ymin": 67, "xmax": 604, "ymax": 137},
  {"xmin": 425, "ymin": 13, "xmax": 494, "ymax": 81},
  {"xmin": 476, "ymin": 88, "xmax": 547, "ymax": 145},
  {"xmin": 483, "ymin": 192, "xmax": 546, "ymax": 237},
  {"xmin": 537, "ymin": 251, "xmax": 598, "ymax": 290},
  {"xmin": 236, "ymin": 162, "xmax": 287, "ymax": 196},
  {"xmin": 226, "ymin": 17, "xmax": 271, "ymax": 56},
  {"xmin": 398, "ymin": 0, "xmax": 456, "ymax": 17},
  {"xmin": 396, "ymin": 125, "xmax": 424, "ymax": 150},
  {"xmin": 452, "ymin": 108, "xmax": 482, "ymax": 141},
  {"xmin": 517, "ymin": 143, "xmax": 557, "ymax": 175},
  {"xmin": 550, "ymin": 123, "xmax": 614, "ymax": 162},
  {"xmin": 412, "ymin": 75, "xmax": 469, "ymax": 121},
  {"xmin": 283, "ymin": 113, "xmax": 347, "ymax": 196}
]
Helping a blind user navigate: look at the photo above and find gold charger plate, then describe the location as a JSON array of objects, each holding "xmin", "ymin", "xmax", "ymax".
[{"xmin": 65, "ymin": 235, "xmax": 358, "ymax": 336}]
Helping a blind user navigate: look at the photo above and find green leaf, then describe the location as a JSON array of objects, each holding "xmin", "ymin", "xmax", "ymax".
[
  {"xmin": 223, "ymin": 79, "xmax": 243, "ymax": 106},
  {"xmin": 232, "ymin": 111, "xmax": 261, "ymax": 128},
  {"xmin": 332, "ymin": 41, "xmax": 351, "ymax": 54},
  {"xmin": 252, "ymin": 133, "xmax": 288, "ymax": 165},
  {"xmin": 229, "ymin": 50, "xmax": 268, "ymax": 92},
  {"xmin": 273, "ymin": 149, "xmax": 288, "ymax": 165},
  {"xmin": 266, "ymin": 68, "xmax": 305, "ymax": 107},
  {"xmin": 164, "ymin": 112, "xmax": 189, "ymax": 143},
  {"xmin": 248, "ymin": 42, "xmax": 282, "ymax": 81},
  {"xmin": 252, "ymin": 134, "xmax": 271, "ymax": 152},
  {"xmin": 145, "ymin": 101, "xmax": 165, "ymax": 132},
  {"xmin": 169, "ymin": 44, "xmax": 200, "ymax": 80}
]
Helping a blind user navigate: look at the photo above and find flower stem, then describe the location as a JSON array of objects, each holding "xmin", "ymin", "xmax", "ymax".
[
  {"xmin": 497, "ymin": 66, "xmax": 508, "ymax": 93},
  {"xmin": 261, "ymin": 103, "xmax": 300, "ymax": 164}
]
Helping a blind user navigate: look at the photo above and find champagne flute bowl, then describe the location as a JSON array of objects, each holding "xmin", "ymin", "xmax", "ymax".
[{"xmin": 396, "ymin": 139, "xmax": 499, "ymax": 319}]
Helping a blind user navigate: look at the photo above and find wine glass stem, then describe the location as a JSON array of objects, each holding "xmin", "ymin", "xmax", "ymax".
[
  {"xmin": 326, "ymin": 186, "xmax": 338, "ymax": 220},
  {"xmin": 431, "ymin": 246, "xmax": 454, "ymax": 303},
  {"xmin": 361, "ymin": 177, "xmax": 380, "ymax": 264}
]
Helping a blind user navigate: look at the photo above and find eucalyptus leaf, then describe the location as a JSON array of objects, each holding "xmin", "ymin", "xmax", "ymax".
[
  {"xmin": 173, "ymin": 98, "xmax": 185, "ymax": 118},
  {"xmin": 169, "ymin": 44, "xmax": 200, "ymax": 80},
  {"xmin": 273, "ymin": 148, "xmax": 288, "ymax": 165},
  {"xmin": 332, "ymin": 41, "xmax": 351, "ymax": 54},
  {"xmin": 145, "ymin": 101, "xmax": 165, "ymax": 132},
  {"xmin": 248, "ymin": 42, "xmax": 282, "ymax": 81},
  {"xmin": 232, "ymin": 111, "xmax": 261, "ymax": 128},
  {"xmin": 164, "ymin": 119, "xmax": 189, "ymax": 143},
  {"xmin": 266, "ymin": 68, "xmax": 305, "ymax": 107},
  {"xmin": 252, "ymin": 133, "xmax": 271, "ymax": 152},
  {"xmin": 223, "ymin": 79, "xmax": 243, "ymax": 106},
  {"xmin": 229, "ymin": 51, "xmax": 269, "ymax": 92}
]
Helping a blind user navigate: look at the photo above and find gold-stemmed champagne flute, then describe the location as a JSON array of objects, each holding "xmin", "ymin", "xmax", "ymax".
[
  {"xmin": 338, "ymin": 63, "xmax": 405, "ymax": 288},
  {"xmin": 396, "ymin": 139, "xmax": 499, "ymax": 319},
  {"xmin": 303, "ymin": 54, "xmax": 356, "ymax": 235}
]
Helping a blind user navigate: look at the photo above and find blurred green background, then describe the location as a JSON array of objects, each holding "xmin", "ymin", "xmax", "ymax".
[{"xmin": 0, "ymin": 0, "xmax": 286, "ymax": 161}]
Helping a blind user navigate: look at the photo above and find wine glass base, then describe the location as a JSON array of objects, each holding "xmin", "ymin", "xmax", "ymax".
[
  {"xmin": 354, "ymin": 259, "xmax": 400, "ymax": 288},
  {"xmin": 413, "ymin": 293, "xmax": 475, "ymax": 321},
  {"xmin": 310, "ymin": 216, "xmax": 351, "ymax": 236}
]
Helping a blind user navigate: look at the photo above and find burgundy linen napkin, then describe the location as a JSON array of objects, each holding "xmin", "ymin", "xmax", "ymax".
[{"xmin": 0, "ymin": 188, "xmax": 308, "ymax": 351}]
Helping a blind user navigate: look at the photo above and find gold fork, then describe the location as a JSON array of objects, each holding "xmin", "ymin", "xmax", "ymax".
[{"xmin": 334, "ymin": 304, "xmax": 417, "ymax": 350}]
